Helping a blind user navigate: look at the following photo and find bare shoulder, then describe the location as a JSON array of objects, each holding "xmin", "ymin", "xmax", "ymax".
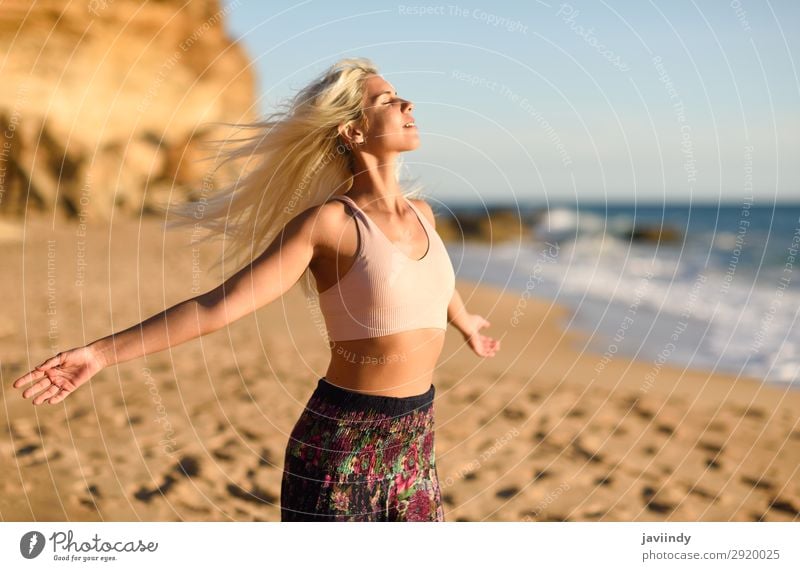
[
  {"xmin": 408, "ymin": 197, "xmax": 436, "ymax": 228},
  {"xmin": 293, "ymin": 197, "xmax": 353, "ymax": 249}
]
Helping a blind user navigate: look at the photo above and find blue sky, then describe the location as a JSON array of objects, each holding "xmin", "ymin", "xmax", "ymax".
[{"xmin": 223, "ymin": 0, "xmax": 799, "ymax": 205}]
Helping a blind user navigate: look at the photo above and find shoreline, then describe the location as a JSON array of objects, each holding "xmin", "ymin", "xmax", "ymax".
[{"xmin": 445, "ymin": 278, "xmax": 783, "ymax": 399}]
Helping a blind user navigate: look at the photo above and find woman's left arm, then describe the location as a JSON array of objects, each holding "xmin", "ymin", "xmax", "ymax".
[
  {"xmin": 447, "ymin": 288, "xmax": 500, "ymax": 357},
  {"xmin": 447, "ymin": 288, "xmax": 471, "ymax": 336}
]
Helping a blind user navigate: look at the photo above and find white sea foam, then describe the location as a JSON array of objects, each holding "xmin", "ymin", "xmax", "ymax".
[{"xmin": 447, "ymin": 235, "xmax": 799, "ymax": 388}]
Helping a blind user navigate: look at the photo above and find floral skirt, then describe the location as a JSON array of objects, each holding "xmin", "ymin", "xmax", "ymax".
[{"xmin": 280, "ymin": 377, "xmax": 444, "ymax": 521}]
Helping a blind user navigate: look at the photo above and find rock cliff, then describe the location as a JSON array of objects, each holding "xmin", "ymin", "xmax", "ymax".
[{"xmin": 0, "ymin": 0, "xmax": 256, "ymax": 221}]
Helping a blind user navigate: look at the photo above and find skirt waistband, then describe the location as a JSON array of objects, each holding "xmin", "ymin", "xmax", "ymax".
[{"xmin": 312, "ymin": 377, "xmax": 435, "ymax": 417}]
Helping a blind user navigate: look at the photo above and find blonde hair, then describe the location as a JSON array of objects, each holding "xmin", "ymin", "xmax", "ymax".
[{"xmin": 162, "ymin": 56, "xmax": 424, "ymax": 300}]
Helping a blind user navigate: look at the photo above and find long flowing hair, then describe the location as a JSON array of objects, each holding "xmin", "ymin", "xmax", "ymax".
[{"xmin": 161, "ymin": 57, "xmax": 424, "ymax": 299}]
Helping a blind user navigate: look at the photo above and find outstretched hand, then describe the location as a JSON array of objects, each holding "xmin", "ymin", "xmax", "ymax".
[
  {"xmin": 12, "ymin": 346, "xmax": 105, "ymax": 406},
  {"xmin": 461, "ymin": 314, "xmax": 501, "ymax": 358}
]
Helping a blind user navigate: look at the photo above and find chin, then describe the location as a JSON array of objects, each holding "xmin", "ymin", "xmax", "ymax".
[{"xmin": 402, "ymin": 138, "xmax": 421, "ymax": 152}]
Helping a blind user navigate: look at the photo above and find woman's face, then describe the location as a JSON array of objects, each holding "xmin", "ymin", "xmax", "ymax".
[{"xmin": 349, "ymin": 74, "xmax": 418, "ymax": 153}]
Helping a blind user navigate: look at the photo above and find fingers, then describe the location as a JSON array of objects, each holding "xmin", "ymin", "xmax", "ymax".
[
  {"xmin": 13, "ymin": 365, "xmax": 73, "ymax": 405},
  {"xmin": 13, "ymin": 354, "xmax": 62, "ymax": 389},
  {"xmin": 482, "ymin": 336, "xmax": 500, "ymax": 357},
  {"xmin": 33, "ymin": 384, "xmax": 61, "ymax": 406},
  {"xmin": 22, "ymin": 377, "xmax": 53, "ymax": 399},
  {"xmin": 35, "ymin": 354, "xmax": 61, "ymax": 372},
  {"xmin": 12, "ymin": 369, "xmax": 47, "ymax": 389},
  {"xmin": 48, "ymin": 391, "xmax": 68, "ymax": 405}
]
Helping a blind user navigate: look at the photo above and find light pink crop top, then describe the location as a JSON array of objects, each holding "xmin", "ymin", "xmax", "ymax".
[{"xmin": 316, "ymin": 194, "xmax": 456, "ymax": 342}]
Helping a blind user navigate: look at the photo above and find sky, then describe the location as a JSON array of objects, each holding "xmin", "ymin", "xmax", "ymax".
[{"xmin": 222, "ymin": 0, "xmax": 799, "ymax": 205}]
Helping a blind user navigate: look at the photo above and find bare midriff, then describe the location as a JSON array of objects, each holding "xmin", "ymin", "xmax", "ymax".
[
  {"xmin": 323, "ymin": 328, "xmax": 445, "ymax": 397},
  {"xmin": 312, "ymin": 198, "xmax": 448, "ymax": 398}
]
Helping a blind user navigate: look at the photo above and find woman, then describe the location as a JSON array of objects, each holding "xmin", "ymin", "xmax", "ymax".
[{"xmin": 12, "ymin": 58, "xmax": 500, "ymax": 521}]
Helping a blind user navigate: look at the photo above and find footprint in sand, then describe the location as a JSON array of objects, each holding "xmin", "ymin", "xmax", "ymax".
[
  {"xmin": 133, "ymin": 474, "xmax": 177, "ymax": 503},
  {"xmin": 226, "ymin": 483, "xmax": 276, "ymax": 505},
  {"xmin": 240, "ymin": 428, "xmax": 260, "ymax": 441},
  {"xmin": 751, "ymin": 498, "xmax": 800, "ymax": 521},
  {"xmin": 502, "ymin": 407, "xmax": 527, "ymax": 421},
  {"xmin": 175, "ymin": 455, "xmax": 200, "ymax": 478},
  {"xmin": 257, "ymin": 447, "xmax": 275, "ymax": 468},
  {"xmin": 655, "ymin": 424, "xmax": 674, "ymax": 435},
  {"xmin": 641, "ymin": 485, "xmax": 676, "ymax": 514},
  {"xmin": 565, "ymin": 406, "xmax": 585, "ymax": 418},
  {"xmin": 533, "ymin": 469, "xmax": 551, "ymax": 482},
  {"xmin": 517, "ymin": 509, "xmax": 570, "ymax": 522},
  {"xmin": 212, "ymin": 438, "xmax": 239, "ymax": 461},
  {"xmin": 212, "ymin": 448, "xmax": 234, "ymax": 461},
  {"xmin": 610, "ymin": 422, "xmax": 628, "ymax": 436},
  {"xmin": 14, "ymin": 442, "xmax": 62, "ymax": 467},
  {"xmin": 594, "ymin": 475, "xmax": 613, "ymax": 486},
  {"xmin": 495, "ymin": 486, "xmax": 519, "ymax": 499},
  {"xmin": 572, "ymin": 440, "xmax": 604, "ymax": 464},
  {"xmin": 685, "ymin": 484, "xmax": 719, "ymax": 502},
  {"xmin": 697, "ymin": 441, "xmax": 725, "ymax": 454},
  {"xmin": 133, "ymin": 455, "xmax": 200, "ymax": 503},
  {"xmin": 737, "ymin": 406, "xmax": 767, "ymax": 419},
  {"xmin": 15, "ymin": 443, "xmax": 38, "ymax": 457},
  {"xmin": 541, "ymin": 514, "xmax": 571, "ymax": 522},
  {"xmin": 79, "ymin": 485, "xmax": 103, "ymax": 510},
  {"xmin": 622, "ymin": 396, "xmax": 657, "ymax": 421},
  {"xmin": 741, "ymin": 475, "xmax": 774, "ymax": 491},
  {"xmin": 767, "ymin": 497, "xmax": 800, "ymax": 518}
]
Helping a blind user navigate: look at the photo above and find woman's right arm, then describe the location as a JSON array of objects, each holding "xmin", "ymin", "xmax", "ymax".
[
  {"xmin": 90, "ymin": 204, "xmax": 325, "ymax": 368},
  {"xmin": 86, "ymin": 294, "xmax": 224, "ymax": 370},
  {"xmin": 13, "ymin": 203, "xmax": 329, "ymax": 405}
]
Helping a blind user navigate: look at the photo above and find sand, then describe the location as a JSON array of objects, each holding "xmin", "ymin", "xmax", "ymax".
[{"xmin": 1, "ymin": 216, "xmax": 798, "ymax": 522}]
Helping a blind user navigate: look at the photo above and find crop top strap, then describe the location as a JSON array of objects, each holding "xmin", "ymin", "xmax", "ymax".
[
  {"xmin": 330, "ymin": 194, "xmax": 421, "ymax": 219},
  {"xmin": 402, "ymin": 196, "xmax": 432, "ymax": 229},
  {"xmin": 327, "ymin": 195, "xmax": 368, "ymax": 254},
  {"xmin": 330, "ymin": 194, "xmax": 377, "ymax": 230},
  {"xmin": 328, "ymin": 195, "xmax": 361, "ymax": 219}
]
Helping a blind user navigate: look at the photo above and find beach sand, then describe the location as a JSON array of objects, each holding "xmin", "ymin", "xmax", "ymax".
[{"xmin": 1, "ymin": 216, "xmax": 798, "ymax": 522}]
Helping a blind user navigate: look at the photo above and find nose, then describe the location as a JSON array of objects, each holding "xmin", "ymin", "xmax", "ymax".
[{"xmin": 403, "ymin": 99, "xmax": 414, "ymax": 112}]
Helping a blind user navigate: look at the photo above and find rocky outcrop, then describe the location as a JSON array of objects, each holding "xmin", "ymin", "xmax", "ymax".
[
  {"xmin": 435, "ymin": 207, "xmax": 536, "ymax": 243},
  {"xmin": 435, "ymin": 206, "xmax": 682, "ymax": 245},
  {"xmin": 0, "ymin": 0, "xmax": 257, "ymax": 221}
]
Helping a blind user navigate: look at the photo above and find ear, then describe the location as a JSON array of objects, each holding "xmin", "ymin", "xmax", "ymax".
[{"xmin": 338, "ymin": 121, "xmax": 365, "ymax": 146}]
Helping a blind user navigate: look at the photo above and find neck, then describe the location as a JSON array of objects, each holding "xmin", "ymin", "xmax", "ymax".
[{"xmin": 348, "ymin": 153, "xmax": 405, "ymax": 210}]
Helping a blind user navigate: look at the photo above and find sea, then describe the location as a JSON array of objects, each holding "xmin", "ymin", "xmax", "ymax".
[{"xmin": 444, "ymin": 202, "xmax": 800, "ymax": 390}]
